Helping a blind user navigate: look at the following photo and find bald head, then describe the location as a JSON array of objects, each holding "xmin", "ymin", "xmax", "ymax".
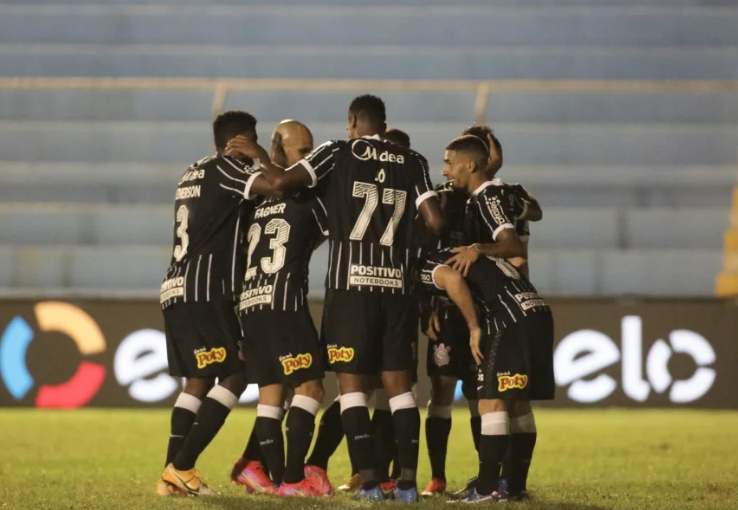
[{"xmin": 271, "ymin": 120, "xmax": 314, "ymax": 167}]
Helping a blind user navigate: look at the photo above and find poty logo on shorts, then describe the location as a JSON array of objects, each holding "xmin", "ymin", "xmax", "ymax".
[
  {"xmin": 498, "ymin": 373, "xmax": 528, "ymax": 392},
  {"xmin": 195, "ymin": 347, "xmax": 227, "ymax": 369},
  {"xmin": 0, "ymin": 302, "xmax": 106, "ymax": 408},
  {"xmin": 281, "ymin": 353, "xmax": 313, "ymax": 375},
  {"xmin": 328, "ymin": 347, "xmax": 355, "ymax": 364}
]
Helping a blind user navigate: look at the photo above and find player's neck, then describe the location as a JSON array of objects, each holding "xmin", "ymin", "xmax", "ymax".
[{"xmin": 466, "ymin": 175, "xmax": 489, "ymax": 195}]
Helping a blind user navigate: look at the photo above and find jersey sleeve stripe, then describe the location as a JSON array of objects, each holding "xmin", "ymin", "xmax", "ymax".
[
  {"xmin": 216, "ymin": 165, "xmax": 249, "ymax": 186},
  {"xmin": 312, "ymin": 208, "xmax": 329, "ymax": 236},
  {"xmin": 243, "ymin": 171, "xmax": 263, "ymax": 199},
  {"xmin": 430, "ymin": 264, "xmax": 449, "ymax": 290},
  {"xmin": 314, "ymin": 195, "xmax": 328, "ymax": 216},
  {"xmin": 415, "ymin": 189, "xmax": 438, "ymax": 208},
  {"xmin": 297, "ymin": 159, "xmax": 318, "ymax": 188},
  {"xmin": 222, "ymin": 156, "xmax": 249, "ymax": 174},
  {"xmin": 492, "ymin": 223, "xmax": 515, "ymax": 241}
]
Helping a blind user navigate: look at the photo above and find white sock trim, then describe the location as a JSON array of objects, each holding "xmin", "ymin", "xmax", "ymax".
[
  {"xmin": 510, "ymin": 412, "xmax": 536, "ymax": 434},
  {"xmin": 389, "ymin": 392, "xmax": 416, "ymax": 414},
  {"xmin": 291, "ymin": 395, "xmax": 321, "ymax": 416},
  {"xmin": 174, "ymin": 392, "xmax": 202, "ymax": 414},
  {"xmin": 427, "ymin": 403, "xmax": 453, "ymax": 420},
  {"xmin": 207, "ymin": 385, "xmax": 238, "ymax": 410},
  {"xmin": 481, "ymin": 411, "xmax": 509, "ymax": 436},
  {"xmin": 340, "ymin": 392, "xmax": 367, "ymax": 413},
  {"xmin": 374, "ymin": 389, "xmax": 390, "ymax": 412},
  {"xmin": 257, "ymin": 404, "xmax": 284, "ymax": 421},
  {"xmin": 467, "ymin": 399, "xmax": 480, "ymax": 418}
]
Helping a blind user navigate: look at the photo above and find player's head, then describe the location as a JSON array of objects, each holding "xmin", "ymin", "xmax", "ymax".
[
  {"xmin": 383, "ymin": 128, "xmax": 411, "ymax": 149},
  {"xmin": 442, "ymin": 135, "xmax": 490, "ymax": 191},
  {"xmin": 213, "ymin": 110, "xmax": 258, "ymax": 154},
  {"xmin": 462, "ymin": 124, "xmax": 503, "ymax": 176},
  {"xmin": 270, "ymin": 119, "xmax": 314, "ymax": 167},
  {"xmin": 347, "ymin": 94, "xmax": 387, "ymax": 139}
]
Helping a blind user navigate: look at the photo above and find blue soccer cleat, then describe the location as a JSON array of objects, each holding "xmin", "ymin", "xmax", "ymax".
[
  {"xmin": 452, "ymin": 476, "xmax": 478, "ymax": 499},
  {"xmin": 496, "ymin": 478, "xmax": 510, "ymax": 501},
  {"xmin": 353, "ymin": 485, "xmax": 386, "ymax": 501},
  {"xmin": 394, "ymin": 486, "xmax": 420, "ymax": 502},
  {"xmin": 457, "ymin": 488, "xmax": 498, "ymax": 504}
]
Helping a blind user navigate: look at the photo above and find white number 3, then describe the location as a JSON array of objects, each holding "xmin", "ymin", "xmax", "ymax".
[{"xmin": 172, "ymin": 205, "xmax": 189, "ymax": 262}]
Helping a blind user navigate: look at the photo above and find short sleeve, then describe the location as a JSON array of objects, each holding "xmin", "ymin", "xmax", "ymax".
[
  {"xmin": 294, "ymin": 140, "xmax": 345, "ymax": 188},
  {"xmin": 215, "ymin": 156, "xmax": 262, "ymax": 200},
  {"xmin": 311, "ymin": 194, "xmax": 329, "ymax": 236},
  {"xmin": 410, "ymin": 151, "xmax": 437, "ymax": 208},
  {"xmin": 476, "ymin": 187, "xmax": 516, "ymax": 241}
]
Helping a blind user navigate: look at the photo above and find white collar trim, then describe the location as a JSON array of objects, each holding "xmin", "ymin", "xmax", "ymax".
[
  {"xmin": 361, "ymin": 134, "xmax": 382, "ymax": 140},
  {"xmin": 471, "ymin": 179, "xmax": 502, "ymax": 197}
]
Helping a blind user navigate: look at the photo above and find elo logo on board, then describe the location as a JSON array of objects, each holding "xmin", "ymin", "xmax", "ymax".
[{"xmin": 554, "ymin": 316, "xmax": 716, "ymax": 404}]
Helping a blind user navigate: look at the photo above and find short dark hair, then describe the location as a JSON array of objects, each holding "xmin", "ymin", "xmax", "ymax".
[
  {"xmin": 349, "ymin": 94, "xmax": 386, "ymax": 126},
  {"xmin": 446, "ymin": 135, "xmax": 489, "ymax": 170},
  {"xmin": 463, "ymin": 124, "xmax": 502, "ymax": 159},
  {"xmin": 213, "ymin": 110, "xmax": 257, "ymax": 151},
  {"xmin": 383, "ymin": 128, "xmax": 411, "ymax": 149}
]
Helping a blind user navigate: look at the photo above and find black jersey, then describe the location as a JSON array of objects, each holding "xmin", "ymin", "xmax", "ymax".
[
  {"xmin": 417, "ymin": 248, "xmax": 549, "ymax": 332},
  {"xmin": 463, "ymin": 179, "xmax": 526, "ymax": 245},
  {"xmin": 436, "ymin": 181, "xmax": 469, "ymax": 249},
  {"xmin": 505, "ymin": 183, "xmax": 533, "ymax": 241},
  {"xmin": 239, "ymin": 191, "xmax": 328, "ymax": 314},
  {"xmin": 160, "ymin": 155, "xmax": 262, "ymax": 308},
  {"xmin": 295, "ymin": 135, "xmax": 436, "ymax": 294}
]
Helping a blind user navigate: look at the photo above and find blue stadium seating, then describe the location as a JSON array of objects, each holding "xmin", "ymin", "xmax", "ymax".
[{"xmin": 0, "ymin": 0, "xmax": 734, "ymax": 296}]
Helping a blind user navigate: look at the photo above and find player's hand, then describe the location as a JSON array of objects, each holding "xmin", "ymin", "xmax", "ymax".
[
  {"xmin": 424, "ymin": 310, "xmax": 441, "ymax": 341},
  {"xmin": 225, "ymin": 136, "xmax": 269, "ymax": 162},
  {"xmin": 445, "ymin": 246, "xmax": 480, "ymax": 276},
  {"xmin": 470, "ymin": 327, "xmax": 484, "ymax": 365}
]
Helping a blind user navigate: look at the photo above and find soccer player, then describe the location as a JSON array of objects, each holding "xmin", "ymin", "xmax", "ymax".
[
  {"xmin": 237, "ymin": 121, "xmax": 329, "ymax": 498},
  {"xmin": 416, "ymin": 247, "xmax": 553, "ymax": 502},
  {"xmin": 226, "ymin": 95, "xmax": 444, "ymax": 502},
  {"xmin": 421, "ymin": 128, "xmax": 541, "ymax": 497},
  {"xmin": 156, "ymin": 111, "xmax": 282, "ymax": 496},
  {"xmin": 230, "ymin": 120, "xmax": 315, "ymax": 494},
  {"xmin": 442, "ymin": 134, "xmax": 553, "ymax": 501}
]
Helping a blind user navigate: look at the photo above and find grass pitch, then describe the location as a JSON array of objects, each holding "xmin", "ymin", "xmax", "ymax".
[{"xmin": 1, "ymin": 409, "xmax": 737, "ymax": 510}]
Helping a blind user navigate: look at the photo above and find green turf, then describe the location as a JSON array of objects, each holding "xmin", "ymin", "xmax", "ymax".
[{"xmin": 1, "ymin": 409, "xmax": 737, "ymax": 510}]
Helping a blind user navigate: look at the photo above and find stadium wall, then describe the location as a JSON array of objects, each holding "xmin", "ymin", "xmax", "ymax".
[{"xmin": 0, "ymin": 298, "xmax": 735, "ymax": 409}]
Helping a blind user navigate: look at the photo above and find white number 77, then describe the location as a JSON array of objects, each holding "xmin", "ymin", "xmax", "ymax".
[{"xmin": 349, "ymin": 182, "xmax": 407, "ymax": 246}]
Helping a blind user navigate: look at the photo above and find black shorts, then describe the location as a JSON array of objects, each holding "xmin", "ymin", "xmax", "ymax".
[
  {"xmin": 322, "ymin": 289, "xmax": 419, "ymax": 375},
  {"xmin": 163, "ymin": 301, "xmax": 244, "ymax": 378},
  {"xmin": 477, "ymin": 311, "xmax": 555, "ymax": 402},
  {"xmin": 240, "ymin": 309, "xmax": 324, "ymax": 387},
  {"xmin": 426, "ymin": 305, "xmax": 476, "ymax": 383}
]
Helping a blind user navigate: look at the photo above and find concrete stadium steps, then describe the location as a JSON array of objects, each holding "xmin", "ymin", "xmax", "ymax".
[
  {"xmin": 2, "ymin": 45, "xmax": 737, "ymax": 80},
  {"xmin": 0, "ymin": 163, "xmax": 732, "ymax": 207},
  {"xmin": 529, "ymin": 248, "xmax": 722, "ymax": 295},
  {"xmin": 3, "ymin": 88, "xmax": 738, "ymax": 124},
  {"xmin": 2, "ymin": 121, "xmax": 736, "ymax": 166},
  {"xmin": 2, "ymin": 6, "xmax": 737, "ymax": 46},
  {"xmin": 0, "ymin": 203, "xmax": 726, "ymax": 250},
  {"xmin": 0, "ymin": 243, "xmax": 721, "ymax": 296},
  {"xmin": 1, "ymin": 0, "xmax": 736, "ymax": 8}
]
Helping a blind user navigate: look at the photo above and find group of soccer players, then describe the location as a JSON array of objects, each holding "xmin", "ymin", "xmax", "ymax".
[{"xmin": 155, "ymin": 94, "xmax": 554, "ymax": 503}]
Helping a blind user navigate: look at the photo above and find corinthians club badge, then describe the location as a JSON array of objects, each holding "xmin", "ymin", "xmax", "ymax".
[{"xmin": 433, "ymin": 343, "xmax": 451, "ymax": 367}]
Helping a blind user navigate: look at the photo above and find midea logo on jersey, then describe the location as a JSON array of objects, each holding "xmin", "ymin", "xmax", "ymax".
[
  {"xmin": 351, "ymin": 139, "xmax": 405, "ymax": 164},
  {"xmin": 555, "ymin": 316, "xmax": 716, "ymax": 404}
]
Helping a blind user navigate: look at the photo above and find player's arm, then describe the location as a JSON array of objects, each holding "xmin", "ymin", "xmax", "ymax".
[
  {"xmin": 412, "ymin": 152, "xmax": 445, "ymax": 232},
  {"xmin": 508, "ymin": 240, "xmax": 530, "ymax": 278},
  {"xmin": 226, "ymin": 136, "xmax": 339, "ymax": 193},
  {"xmin": 216, "ymin": 157, "xmax": 282, "ymax": 198},
  {"xmin": 431, "ymin": 265, "xmax": 484, "ymax": 364}
]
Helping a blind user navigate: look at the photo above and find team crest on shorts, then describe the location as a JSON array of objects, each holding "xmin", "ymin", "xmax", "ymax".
[
  {"xmin": 280, "ymin": 353, "xmax": 313, "ymax": 375},
  {"xmin": 433, "ymin": 343, "xmax": 451, "ymax": 367},
  {"xmin": 497, "ymin": 372, "xmax": 528, "ymax": 392},
  {"xmin": 195, "ymin": 347, "xmax": 227, "ymax": 369}
]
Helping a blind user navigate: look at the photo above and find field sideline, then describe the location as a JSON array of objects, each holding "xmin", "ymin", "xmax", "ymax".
[{"xmin": 1, "ymin": 409, "xmax": 737, "ymax": 510}]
